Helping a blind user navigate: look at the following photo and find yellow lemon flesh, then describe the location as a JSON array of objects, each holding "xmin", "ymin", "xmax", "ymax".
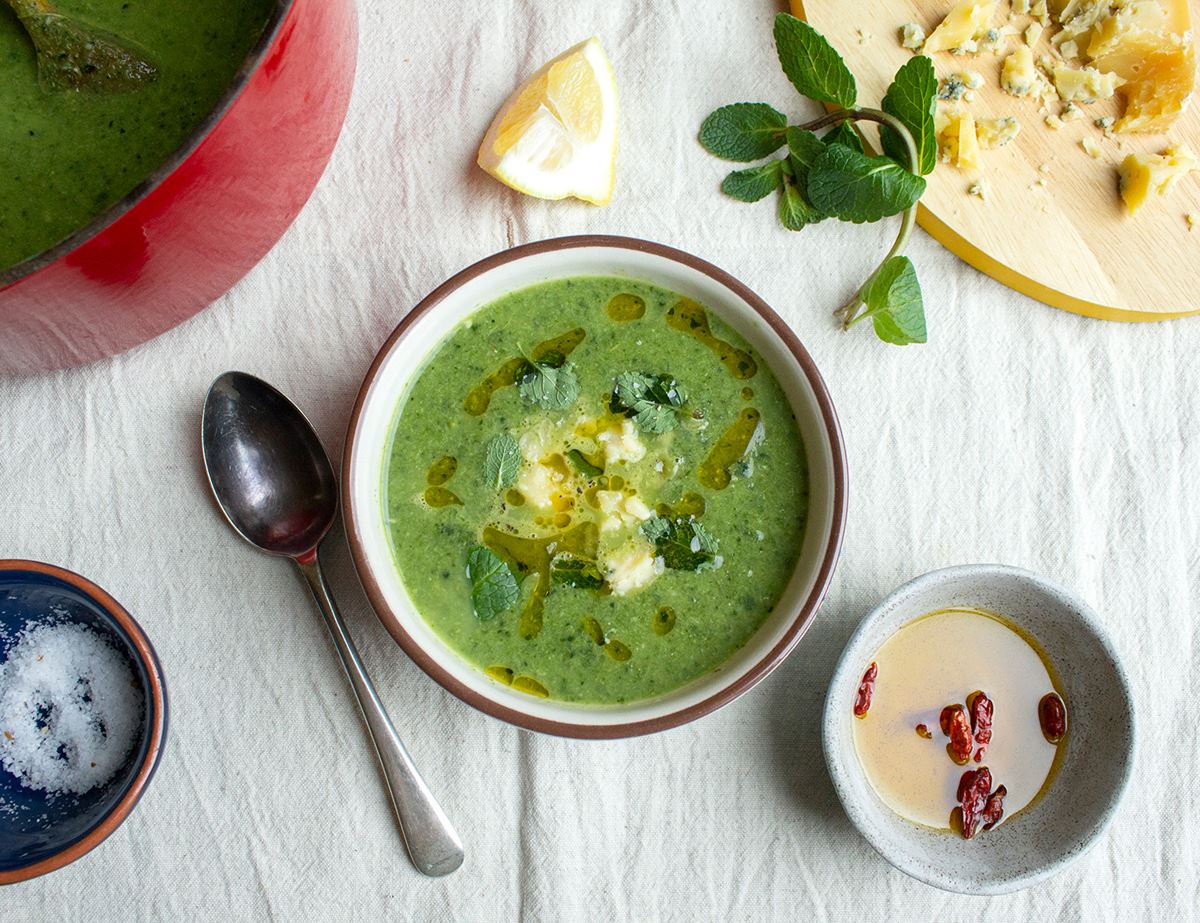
[{"xmin": 477, "ymin": 37, "xmax": 618, "ymax": 205}]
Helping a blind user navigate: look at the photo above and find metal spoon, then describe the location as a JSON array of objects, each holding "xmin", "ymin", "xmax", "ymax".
[
  {"xmin": 4, "ymin": 0, "xmax": 157, "ymax": 92},
  {"xmin": 201, "ymin": 371, "xmax": 464, "ymax": 878}
]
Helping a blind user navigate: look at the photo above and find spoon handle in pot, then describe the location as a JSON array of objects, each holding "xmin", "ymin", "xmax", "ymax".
[{"xmin": 297, "ymin": 556, "xmax": 465, "ymax": 877}]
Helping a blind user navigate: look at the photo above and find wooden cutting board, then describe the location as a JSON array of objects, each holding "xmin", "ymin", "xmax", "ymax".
[{"xmin": 793, "ymin": 0, "xmax": 1200, "ymax": 320}]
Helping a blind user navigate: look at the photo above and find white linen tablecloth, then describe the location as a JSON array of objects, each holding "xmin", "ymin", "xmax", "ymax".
[{"xmin": 3, "ymin": 1, "xmax": 1198, "ymax": 919}]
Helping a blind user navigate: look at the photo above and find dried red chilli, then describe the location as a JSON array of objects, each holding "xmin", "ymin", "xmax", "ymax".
[
  {"xmin": 967, "ymin": 690, "xmax": 993, "ymax": 751},
  {"xmin": 1039, "ymin": 692, "xmax": 1067, "ymax": 743},
  {"xmin": 915, "ymin": 723, "xmax": 932, "ymax": 739},
  {"xmin": 980, "ymin": 785, "xmax": 1007, "ymax": 831},
  {"xmin": 854, "ymin": 662, "xmax": 878, "ymax": 718},
  {"xmin": 955, "ymin": 767, "xmax": 994, "ymax": 840},
  {"xmin": 940, "ymin": 704, "xmax": 973, "ymax": 765}
]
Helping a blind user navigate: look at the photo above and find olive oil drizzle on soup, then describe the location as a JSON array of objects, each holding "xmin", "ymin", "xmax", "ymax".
[
  {"xmin": 384, "ymin": 277, "xmax": 809, "ymax": 705},
  {"xmin": 0, "ymin": 0, "xmax": 275, "ymax": 272}
]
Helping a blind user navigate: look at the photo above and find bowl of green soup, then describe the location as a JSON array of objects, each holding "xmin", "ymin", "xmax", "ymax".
[{"xmin": 343, "ymin": 236, "xmax": 847, "ymax": 737}]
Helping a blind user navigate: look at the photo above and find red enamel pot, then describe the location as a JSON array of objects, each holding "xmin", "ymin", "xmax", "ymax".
[{"xmin": 0, "ymin": 0, "xmax": 357, "ymax": 376}]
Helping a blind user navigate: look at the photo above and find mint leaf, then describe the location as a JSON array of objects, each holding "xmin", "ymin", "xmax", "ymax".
[
  {"xmin": 779, "ymin": 175, "xmax": 823, "ymax": 231},
  {"xmin": 466, "ymin": 546, "xmax": 519, "ymax": 621},
  {"xmin": 780, "ymin": 130, "xmax": 827, "ymax": 229},
  {"xmin": 483, "ymin": 434, "xmax": 521, "ymax": 490},
  {"xmin": 611, "ymin": 372, "xmax": 688, "ymax": 434},
  {"xmin": 640, "ymin": 516, "xmax": 721, "ymax": 572},
  {"xmin": 550, "ymin": 555, "xmax": 605, "ymax": 589},
  {"xmin": 881, "ymin": 56, "xmax": 938, "ymax": 176},
  {"xmin": 519, "ymin": 361, "xmax": 580, "ymax": 410},
  {"xmin": 861, "ymin": 256, "xmax": 927, "ymax": 345},
  {"xmin": 774, "ymin": 13, "xmax": 856, "ymax": 108},
  {"xmin": 787, "ymin": 127, "xmax": 826, "ymax": 169},
  {"xmin": 698, "ymin": 103, "xmax": 787, "ymax": 162},
  {"xmin": 822, "ymin": 121, "xmax": 864, "ymax": 154},
  {"xmin": 721, "ymin": 160, "xmax": 784, "ymax": 202},
  {"xmin": 808, "ymin": 144, "xmax": 925, "ymax": 223}
]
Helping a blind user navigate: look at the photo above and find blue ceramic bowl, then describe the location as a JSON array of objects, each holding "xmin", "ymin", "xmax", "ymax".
[{"xmin": 0, "ymin": 561, "xmax": 167, "ymax": 884}]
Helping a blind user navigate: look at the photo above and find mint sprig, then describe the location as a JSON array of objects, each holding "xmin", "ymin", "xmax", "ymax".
[{"xmin": 699, "ymin": 12, "xmax": 934, "ymax": 345}]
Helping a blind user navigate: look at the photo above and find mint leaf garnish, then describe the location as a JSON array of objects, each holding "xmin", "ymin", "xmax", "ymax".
[
  {"xmin": 550, "ymin": 555, "xmax": 605, "ymax": 589},
  {"xmin": 483, "ymin": 434, "xmax": 521, "ymax": 490},
  {"xmin": 808, "ymin": 144, "xmax": 925, "ymax": 223},
  {"xmin": 611, "ymin": 372, "xmax": 688, "ymax": 434},
  {"xmin": 721, "ymin": 160, "xmax": 784, "ymax": 202},
  {"xmin": 466, "ymin": 546, "xmax": 519, "ymax": 621},
  {"xmin": 698, "ymin": 103, "xmax": 787, "ymax": 162},
  {"xmin": 774, "ymin": 13, "xmax": 856, "ymax": 108},
  {"xmin": 881, "ymin": 56, "xmax": 938, "ymax": 176},
  {"xmin": 519, "ymin": 361, "xmax": 580, "ymax": 410},
  {"xmin": 857, "ymin": 256, "xmax": 927, "ymax": 345},
  {"xmin": 641, "ymin": 516, "xmax": 721, "ymax": 572}
]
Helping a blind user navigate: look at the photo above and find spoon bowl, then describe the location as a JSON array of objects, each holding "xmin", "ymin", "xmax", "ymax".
[{"xmin": 201, "ymin": 372, "xmax": 336, "ymax": 558}]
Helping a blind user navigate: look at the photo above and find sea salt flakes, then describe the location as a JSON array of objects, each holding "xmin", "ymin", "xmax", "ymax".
[{"xmin": 0, "ymin": 622, "xmax": 143, "ymax": 795}]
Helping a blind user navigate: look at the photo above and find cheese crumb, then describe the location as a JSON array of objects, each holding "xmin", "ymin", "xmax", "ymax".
[
  {"xmin": 1024, "ymin": 21, "xmax": 1043, "ymax": 46},
  {"xmin": 1001, "ymin": 46, "xmax": 1039, "ymax": 96},
  {"xmin": 603, "ymin": 541, "xmax": 664, "ymax": 596},
  {"xmin": 1187, "ymin": 213, "xmax": 1199, "ymax": 231},
  {"xmin": 595, "ymin": 490, "xmax": 653, "ymax": 532},
  {"xmin": 900, "ymin": 22, "xmax": 927, "ymax": 50},
  {"xmin": 1081, "ymin": 136, "xmax": 1103, "ymax": 159},
  {"xmin": 968, "ymin": 179, "xmax": 990, "ymax": 201},
  {"xmin": 516, "ymin": 462, "xmax": 561, "ymax": 510},
  {"xmin": 596, "ymin": 418, "xmax": 646, "ymax": 465}
]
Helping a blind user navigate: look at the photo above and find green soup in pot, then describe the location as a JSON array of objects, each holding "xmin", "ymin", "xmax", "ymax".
[
  {"xmin": 0, "ymin": 0, "xmax": 276, "ymax": 272},
  {"xmin": 384, "ymin": 276, "xmax": 809, "ymax": 705}
]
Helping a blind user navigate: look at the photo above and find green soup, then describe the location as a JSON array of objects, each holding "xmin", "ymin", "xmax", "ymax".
[
  {"xmin": 384, "ymin": 276, "xmax": 809, "ymax": 705},
  {"xmin": 0, "ymin": 0, "xmax": 275, "ymax": 272}
]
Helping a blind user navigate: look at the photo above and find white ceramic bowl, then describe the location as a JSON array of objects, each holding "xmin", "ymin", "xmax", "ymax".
[
  {"xmin": 824, "ymin": 565, "xmax": 1136, "ymax": 894},
  {"xmin": 343, "ymin": 236, "xmax": 847, "ymax": 738}
]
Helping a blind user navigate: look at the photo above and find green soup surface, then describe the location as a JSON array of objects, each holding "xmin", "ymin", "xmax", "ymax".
[
  {"xmin": 384, "ymin": 276, "xmax": 809, "ymax": 705},
  {"xmin": 0, "ymin": 0, "xmax": 275, "ymax": 272}
]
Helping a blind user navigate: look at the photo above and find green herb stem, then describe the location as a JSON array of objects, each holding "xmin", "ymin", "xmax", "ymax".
[{"xmin": 796, "ymin": 107, "xmax": 919, "ymax": 329}]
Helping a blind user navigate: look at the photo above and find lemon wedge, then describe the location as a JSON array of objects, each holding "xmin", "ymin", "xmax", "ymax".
[{"xmin": 476, "ymin": 37, "xmax": 618, "ymax": 205}]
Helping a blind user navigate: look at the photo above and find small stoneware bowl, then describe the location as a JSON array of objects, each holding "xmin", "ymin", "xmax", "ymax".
[
  {"xmin": 344, "ymin": 235, "xmax": 848, "ymax": 738},
  {"xmin": 0, "ymin": 561, "xmax": 167, "ymax": 884},
  {"xmin": 823, "ymin": 564, "xmax": 1135, "ymax": 895}
]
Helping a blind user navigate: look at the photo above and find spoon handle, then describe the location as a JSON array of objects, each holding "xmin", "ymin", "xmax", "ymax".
[{"xmin": 296, "ymin": 556, "xmax": 464, "ymax": 877}]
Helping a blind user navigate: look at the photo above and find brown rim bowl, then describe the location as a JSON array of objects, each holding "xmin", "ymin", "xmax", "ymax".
[
  {"xmin": 0, "ymin": 561, "xmax": 167, "ymax": 884},
  {"xmin": 342, "ymin": 235, "xmax": 847, "ymax": 738}
]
